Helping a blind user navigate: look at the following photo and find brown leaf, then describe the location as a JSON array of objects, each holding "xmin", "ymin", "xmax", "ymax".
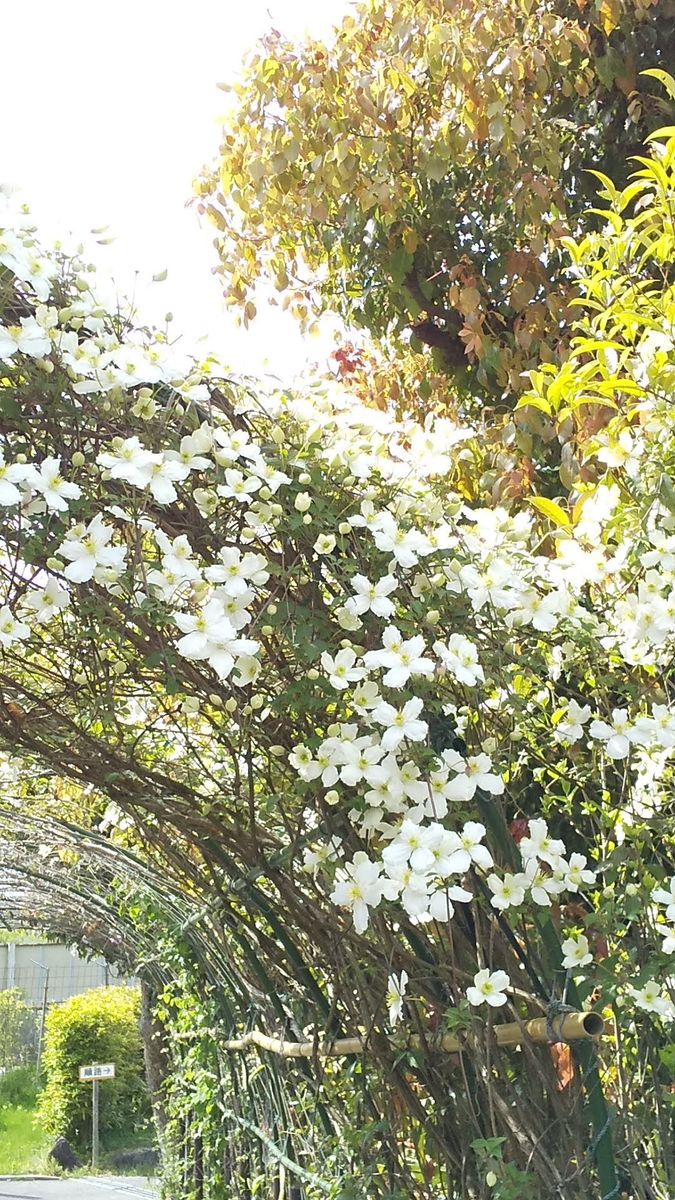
[{"xmin": 549, "ymin": 1041, "xmax": 574, "ymax": 1090}]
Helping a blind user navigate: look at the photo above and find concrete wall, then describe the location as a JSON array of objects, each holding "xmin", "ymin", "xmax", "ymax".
[{"xmin": 0, "ymin": 942, "xmax": 136, "ymax": 1008}]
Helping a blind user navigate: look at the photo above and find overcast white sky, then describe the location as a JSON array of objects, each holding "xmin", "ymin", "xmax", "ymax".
[{"xmin": 1, "ymin": 0, "xmax": 353, "ymax": 378}]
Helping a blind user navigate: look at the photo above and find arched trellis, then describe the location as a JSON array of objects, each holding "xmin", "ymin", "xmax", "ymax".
[
  {"xmin": 0, "ymin": 808, "xmax": 188, "ymax": 976},
  {"xmin": 0, "ymin": 807, "xmax": 349, "ymax": 1195}
]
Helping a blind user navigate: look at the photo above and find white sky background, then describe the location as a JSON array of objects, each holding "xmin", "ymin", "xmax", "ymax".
[{"xmin": 1, "ymin": 0, "xmax": 353, "ymax": 379}]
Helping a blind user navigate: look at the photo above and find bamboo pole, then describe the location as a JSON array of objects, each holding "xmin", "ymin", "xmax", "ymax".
[{"xmin": 221, "ymin": 1011, "xmax": 603, "ymax": 1059}]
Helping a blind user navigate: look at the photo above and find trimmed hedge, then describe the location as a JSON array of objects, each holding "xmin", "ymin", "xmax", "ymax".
[{"xmin": 38, "ymin": 986, "xmax": 151, "ymax": 1150}]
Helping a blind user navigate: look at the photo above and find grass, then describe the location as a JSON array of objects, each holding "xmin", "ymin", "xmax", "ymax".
[
  {"xmin": 0, "ymin": 1067, "xmax": 51, "ymax": 1176},
  {"xmin": 0, "ymin": 1067, "xmax": 157, "ymax": 1178},
  {"xmin": 0, "ymin": 1104, "xmax": 52, "ymax": 1175}
]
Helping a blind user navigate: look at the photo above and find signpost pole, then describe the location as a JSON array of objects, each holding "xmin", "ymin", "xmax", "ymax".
[
  {"xmin": 92, "ymin": 1077, "xmax": 99, "ymax": 1169},
  {"xmin": 79, "ymin": 1063, "xmax": 114, "ymax": 1167}
]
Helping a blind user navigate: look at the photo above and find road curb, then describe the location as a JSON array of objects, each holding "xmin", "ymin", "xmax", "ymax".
[{"xmin": 0, "ymin": 1176, "xmax": 158, "ymax": 1195}]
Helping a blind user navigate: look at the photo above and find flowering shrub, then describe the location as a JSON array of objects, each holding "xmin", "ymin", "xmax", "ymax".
[{"xmin": 2, "ymin": 103, "xmax": 675, "ymax": 1196}]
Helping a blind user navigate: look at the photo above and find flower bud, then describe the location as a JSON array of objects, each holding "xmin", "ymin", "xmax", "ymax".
[{"xmin": 71, "ymin": 451, "xmax": 85, "ymax": 468}]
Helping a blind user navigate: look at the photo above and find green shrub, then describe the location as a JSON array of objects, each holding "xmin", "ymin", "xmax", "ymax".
[
  {"xmin": 37, "ymin": 986, "xmax": 151, "ymax": 1150},
  {"xmin": 0, "ymin": 1066, "xmax": 38, "ymax": 1110},
  {"xmin": 0, "ymin": 989, "xmax": 35, "ymax": 1070}
]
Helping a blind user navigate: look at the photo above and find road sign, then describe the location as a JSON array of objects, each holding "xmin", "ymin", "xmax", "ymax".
[
  {"xmin": 79, "ymin": 1062, "xmax": 116, "ymax": 1081},
  {"xmin": 78, "ymin": 1063, "xmax": 116, "ymax": 1168}
]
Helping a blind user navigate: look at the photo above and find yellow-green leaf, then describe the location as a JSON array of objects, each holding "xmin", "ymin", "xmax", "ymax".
[
  {"xmin": 641, "ymin": 69, "xmax": 675, "ymax": 102},
  {"xmin": 528, "ymin": 496, "xmax": 571, "ymax": 527}
]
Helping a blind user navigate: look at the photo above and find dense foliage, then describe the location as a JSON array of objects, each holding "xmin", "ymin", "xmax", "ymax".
[
  {"xmin": 198, "ymin": 0, "xmax": 675, "ymax": 397},
  {"xmin": 0, "ymin": 989, "xmax": 35, "ymax": 1070},
  {"xmin": 38, "ymin": 987, "xmax": 150, "ymax": 1150},
  {"xmin": 0, "ymin": 1066, "xmax": 39, "ymax": 1110},
  {"xmin": 2, "ymin": 53, "xmax": 675, "ymax": 1200}
]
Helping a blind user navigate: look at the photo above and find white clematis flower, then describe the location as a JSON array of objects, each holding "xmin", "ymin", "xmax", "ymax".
[
  {"xmin": 561, "ymin": 934, "xmax": 593, "ymax": 971},
  {"xmin": 372, "ymin": 697, "xmax": 428, "ymax": 752},
  {"xmin": 58, "ymin": 514, "xmax": 127, "ymax": 583},
  {"xmin": 346, "ymin": 573, "xmax": 398, "ymax": 619},
  {"xmin": 32, "ymin": 457, "xmax": 81, "ymax": 512},
  {"xmin": 0, "ymin": 316, "xmax": 51, "ymax": 361},
  {"xmin": 434, "ymin": 633, "xmax": 485, "ymax": 686},
  {"xmin": 320, "ymin": 647, "xmax": 366, "ymax": 690},
  {"xmin": 0, "ymin": 606, "xmax": 30, "ymax": 647},
  {"xmin": 467, "ymin": 968, "xmax": 510, "ymax": 1008},
  {"xmin": 330, "ymin": 852, "xmax": 396, "ymax": 933},
  {"xmin": 386, "ymin": 970, "xmax": 408, "ymax": 1025},
  {"xmin": 589, "ymin": 709, "xmax": 634, "ymax": 760}
]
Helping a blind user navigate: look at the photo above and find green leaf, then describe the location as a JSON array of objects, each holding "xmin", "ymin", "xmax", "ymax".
[
  {"xmin": 389, "ymin": 245, "xmax": 413, "ymax": 287},
  {"xmin": 515, "ymin": 394, "xmax": 551, "ymax": 415},
  {"xmin": 659, "ymin": 474, "xmax": 675, "ymax": 515},
  {"xmin": 528, "ymin": 496, "xmax": 571, "ymax": 527},
  {"xmin": 641, "ymin": 68, "xmax": 675, "ymax": 102},
  {"xmin": 645, "ymin": 125, "xmax": 675, "ymax": 144}
]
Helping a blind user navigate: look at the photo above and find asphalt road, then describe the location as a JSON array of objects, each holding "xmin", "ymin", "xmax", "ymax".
[{"xmin": 0, "ymin": 1179, "xmax": 158, "ymax": 1200}]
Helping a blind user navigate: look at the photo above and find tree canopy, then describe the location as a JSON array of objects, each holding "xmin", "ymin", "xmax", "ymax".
[{"xmin": 199, "ymin": 0, "xmax": 675, "ymax": 397}]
